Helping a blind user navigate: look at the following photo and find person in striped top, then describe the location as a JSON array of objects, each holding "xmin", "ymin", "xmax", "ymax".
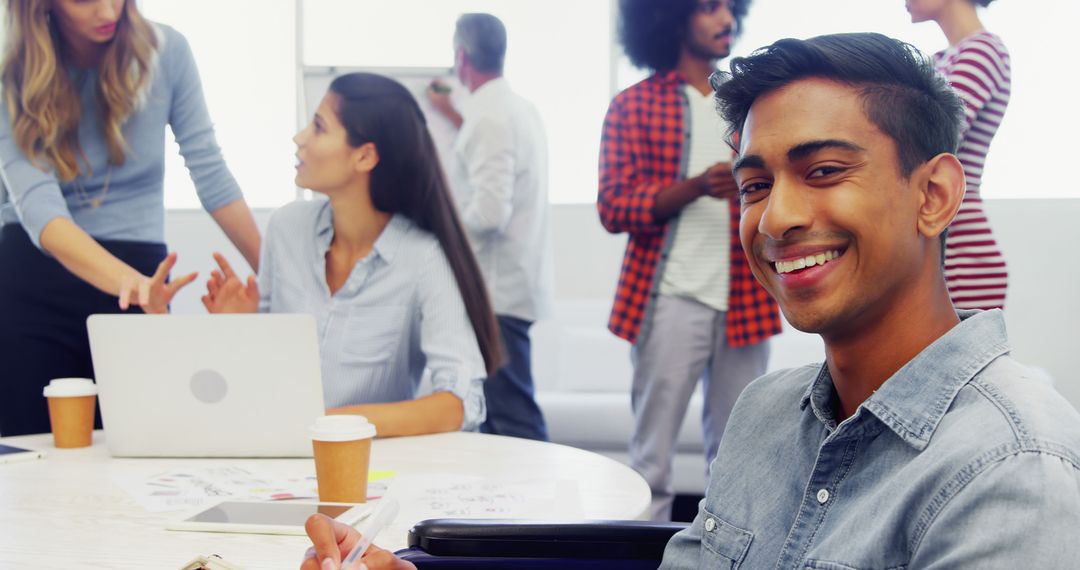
[{"xmin": 906, "ymin": 0, "xmax": 1011, "ymax": 309}]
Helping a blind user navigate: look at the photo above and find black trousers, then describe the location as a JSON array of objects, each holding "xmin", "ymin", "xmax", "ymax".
[
  {"xmin": 479, "ymin": 315, "xmax": 549, "ymax": 441},
  {"xmin": 0, "ymin": 224, "xmax": 166, "ymax": 436}
]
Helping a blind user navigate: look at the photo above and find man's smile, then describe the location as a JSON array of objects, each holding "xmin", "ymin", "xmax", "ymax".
[{"xmin": 774, "ymin": 248, "xmax": 843, "ymax": 274}]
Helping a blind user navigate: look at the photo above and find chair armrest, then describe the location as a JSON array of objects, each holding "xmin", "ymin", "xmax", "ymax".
[{"xmin": 403, "ymin": 518, "xmax": 688, "ymax": 560}]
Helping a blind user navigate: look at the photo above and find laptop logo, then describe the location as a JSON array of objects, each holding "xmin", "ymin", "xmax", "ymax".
[{"xmin": 190, "ymin": 369, "xmax": 228, "ymax": 404}]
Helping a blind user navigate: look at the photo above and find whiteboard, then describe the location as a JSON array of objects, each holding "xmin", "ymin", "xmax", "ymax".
[{"xmin": 301, "ymin": 66, "xmax": 465, "ymax": 175}]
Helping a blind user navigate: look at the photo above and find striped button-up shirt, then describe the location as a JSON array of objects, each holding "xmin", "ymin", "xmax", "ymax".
[
  {"xmin": 257, "ymin": 200, "xmax": 486, "ymax": 430},
  {"xmin": 597, "ymin": 70, "xmax": 781, "ymax": 346}
]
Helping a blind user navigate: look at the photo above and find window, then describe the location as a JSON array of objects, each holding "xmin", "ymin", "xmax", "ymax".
[
  {"xmin": 616, "ymin": 1, "xmax": 1075, "ymax": 201},
  {"xmin": 301, "ymin": 0, "xmax": 613, "ymax": 204},
  {"xmin": 731, "ymin": 1, "xmax": 1067, "ymax": 200},
  {"xmin": 142, "ymin": 0, "xmax": 297, "ymax": 209},
  {"xmin": 75, "ymin": 1, "xmax": 1080, "ymax": 205}
]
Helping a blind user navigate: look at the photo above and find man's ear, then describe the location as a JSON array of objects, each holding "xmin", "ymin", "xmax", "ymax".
[
  {"xmin": 915, "ymin": 152, "xmax": 965, "ymax": 240},
  {"xmin": 353, "ymin": 142, "xmax": 379, "ymax": 174}
]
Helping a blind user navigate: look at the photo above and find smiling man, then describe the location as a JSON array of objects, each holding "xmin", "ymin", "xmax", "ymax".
[{"xmin": 658, "ymin": 32, "xmax": 1080, "ymax": 568}]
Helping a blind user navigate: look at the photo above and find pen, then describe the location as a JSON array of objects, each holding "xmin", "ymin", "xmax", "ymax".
[{"xmin": 340, "ymin": 498, "xmax": 400, "ymax": 570}]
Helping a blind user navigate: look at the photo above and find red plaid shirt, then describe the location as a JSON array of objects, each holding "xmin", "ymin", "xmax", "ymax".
[{"xmin": 597, "ymin": 70, "xmax": 781, "ymax": 346}]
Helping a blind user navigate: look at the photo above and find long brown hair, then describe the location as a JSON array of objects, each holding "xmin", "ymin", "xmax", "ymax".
[
  {"xmin": 2, "ymin": 0, "xmax": 159, "ymax": 181},
  {"xmin": 328, "ymin": 72, "xmax": 504, "ymax": 375}
]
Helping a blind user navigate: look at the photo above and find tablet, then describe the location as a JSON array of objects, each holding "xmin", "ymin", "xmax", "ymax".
[
  {"xmin": 0, "ymin": 444, "xmax": 47, "ymax": 465},
  {"xmin": 167, "ymin": 500, "xmax": 372, "ymax": 535}
]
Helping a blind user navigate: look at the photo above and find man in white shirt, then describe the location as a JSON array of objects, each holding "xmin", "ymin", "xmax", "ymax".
[{"xmin": 428, "ymin": 13, "xmax": 553, "ymax": 441}]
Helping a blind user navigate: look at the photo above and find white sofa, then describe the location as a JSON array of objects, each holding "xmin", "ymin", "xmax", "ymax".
[{"xmin": 532, "ymin": 299, "xmax": 824, "ymax": 495}]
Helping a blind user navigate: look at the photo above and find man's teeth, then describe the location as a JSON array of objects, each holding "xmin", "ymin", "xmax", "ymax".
[{"xmin": 775, "ymin": 250, "xmax": 842, "ymax": 274}]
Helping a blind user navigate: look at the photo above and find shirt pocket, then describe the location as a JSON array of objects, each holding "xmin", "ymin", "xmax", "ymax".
[
  {"xmin": 343, "ymin": 306, "xmax": 408, "ymax": 364},
  {"xmin": 807, "ymin": 561, "xmax": 907, "ymax": 570},
  {"xmin": 699, "ymin": 506, "xmax": 754, "ymax": 569},
  {"xmin": 804, "ymin": 561, "xmax": 907, "ymax": 570}
]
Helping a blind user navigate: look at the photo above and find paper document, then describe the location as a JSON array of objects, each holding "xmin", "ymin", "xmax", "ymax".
[
  {"xmin": 111, "ymin": 465, "xmax": 317, "ymax": 512},
  {"xmin": 113, "ymin": 466, "xmax": 396, "ymax": 513},
  {"xmin": 386, "ymin": 474, "xmax": 583, "ymax": 522}
]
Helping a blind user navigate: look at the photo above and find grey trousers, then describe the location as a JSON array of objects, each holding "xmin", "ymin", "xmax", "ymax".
[{"xmin": 630, "ymin": 294, "xmax": 770, "ymax": 521}]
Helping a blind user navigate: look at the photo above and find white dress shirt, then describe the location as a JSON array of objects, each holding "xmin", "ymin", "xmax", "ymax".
[
  {"xmin": 452, "ymin": 77, "xmax": 554, "ymax": 322},
  {"xmin": 257, "ymin": 200, "xmax": 487, "ymax": 430}
]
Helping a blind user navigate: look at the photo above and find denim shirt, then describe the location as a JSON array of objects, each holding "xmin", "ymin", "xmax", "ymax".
[
  {"xmin": 661, "ymin": 310, "xmax": 1080, "ymax": 569},
  {"xmin": 257, "ymin": 200, "xmax": 487, "ymax": 430}
]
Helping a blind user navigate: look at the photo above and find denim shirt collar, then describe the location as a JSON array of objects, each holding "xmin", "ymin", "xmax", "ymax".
[
  {"xmin": 314, "ymin": 200, "xmax": 408, "ymax": 265},
  {"xmin": 800, "ymin": 310, "xmax": 1011, "ymax": 450}
]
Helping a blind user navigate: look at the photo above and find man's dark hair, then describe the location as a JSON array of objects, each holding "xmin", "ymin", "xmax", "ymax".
[
  {"xmin": 712, "ymin": 32, "xmax": 964, "ymax": 177},
  {"xmin": 974, "ymin": 0, "xmax": 996, "ymax": 6},
  {"xmin": 618, "ymin": 0, "xmax": 751, "ymax": 72},
  {"xmin": 454, "ymin": 13, "xmax": 507, "ymax": 74}
]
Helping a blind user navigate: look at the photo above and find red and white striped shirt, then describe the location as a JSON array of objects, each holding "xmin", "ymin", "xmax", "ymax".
[{"xmin": 935, "ymin": 31, "xmax": 1011, "ymax": 310}]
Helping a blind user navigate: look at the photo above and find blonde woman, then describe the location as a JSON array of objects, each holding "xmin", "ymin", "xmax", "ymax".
[{"xmin": 0, "ymin": 0, "xmax": 260, "ymax": 436}]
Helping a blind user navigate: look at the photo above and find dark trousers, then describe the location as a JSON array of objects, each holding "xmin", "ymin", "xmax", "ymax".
[
  {"xmin": 0, "ymin": 225, "xmax": 165, "ymax": 436},
  {"xmin": 480, "ymin": 315, "xmax": 549, "ymax": 441}
]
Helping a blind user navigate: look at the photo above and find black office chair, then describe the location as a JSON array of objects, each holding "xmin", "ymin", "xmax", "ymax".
[{"xmin": 395, "ymin": 518, "xmax": 689, "ymax": 569}]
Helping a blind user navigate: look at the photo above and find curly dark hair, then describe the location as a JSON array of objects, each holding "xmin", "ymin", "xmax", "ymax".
[{"xmin": 618, "ymin": 0, "xmax": 751, "ymax": 72}]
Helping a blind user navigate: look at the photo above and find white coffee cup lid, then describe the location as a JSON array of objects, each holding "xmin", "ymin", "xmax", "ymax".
[
  {"xmin": 310, "ymin": 415, "xmax": 376, "ymax": 442},
  {"xmin": 42, "ymin": 378, "xmax": 98, "ymax": 398}
]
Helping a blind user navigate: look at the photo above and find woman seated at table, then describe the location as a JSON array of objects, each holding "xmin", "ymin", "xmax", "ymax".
[{"xmin": 202, "ymin": 73, "xmax": 502, "ymax": 437}]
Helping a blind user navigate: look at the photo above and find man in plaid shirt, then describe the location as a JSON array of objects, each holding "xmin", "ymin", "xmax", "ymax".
[{"xmin": 599, "ymin": 0, "xmax": 781, "ymax": 520}]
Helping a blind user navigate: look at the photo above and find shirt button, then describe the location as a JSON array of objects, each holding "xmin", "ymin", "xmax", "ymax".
[
  {"xmin": 816, "ymin": 489, "xmax": 830, "ymax": 504},
  {"xmin": 704, "ymin": 518, "xmax": 716, "ymax": 532}
]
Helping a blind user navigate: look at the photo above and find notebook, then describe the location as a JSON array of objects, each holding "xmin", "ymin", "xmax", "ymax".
[{"xmin": 87, "ymin": 314, "xmax": 324, "ymax": 457}]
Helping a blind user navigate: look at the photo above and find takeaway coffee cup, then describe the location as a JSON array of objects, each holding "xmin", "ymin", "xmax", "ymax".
[
  {"xmin": 42, "ymin": 378, "xmax": 98, "ymax": 448},
  {"xmin": 310, "ymin": 415, "xmax": 377, "ymax": 503}
]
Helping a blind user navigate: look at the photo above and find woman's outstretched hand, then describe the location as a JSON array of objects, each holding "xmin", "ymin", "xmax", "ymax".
[
  {"xmin": 118, "ymin": 252, "xmax": 197, "ymax": 313},
  {"xmin": 201, "ymin": 252, "xmax": 258, "ymax": 313}
]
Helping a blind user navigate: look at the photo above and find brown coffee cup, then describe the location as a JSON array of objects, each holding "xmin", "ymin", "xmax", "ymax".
[
  {"xmin": 43, "ymin": 378, "xmax": 98, "ymax": 449},
  {"xmin": 310, "ymin": 415, "xmax": 376, "ymax": 503}
]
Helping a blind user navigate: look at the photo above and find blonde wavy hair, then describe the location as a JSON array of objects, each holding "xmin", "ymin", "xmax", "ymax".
[{"xmin": 2, "ymin": 0, "xmax": 159, "ymax": 181}]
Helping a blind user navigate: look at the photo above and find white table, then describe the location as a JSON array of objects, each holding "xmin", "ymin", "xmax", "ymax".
[{"xmin": 0, "ymin": 431, "xmax": 649, "ymax": 569}]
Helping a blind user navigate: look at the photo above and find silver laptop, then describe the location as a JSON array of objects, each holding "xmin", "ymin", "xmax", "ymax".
[{"xmin": 87, "ymin": 314, "xmax": 325, "ymax": 457}]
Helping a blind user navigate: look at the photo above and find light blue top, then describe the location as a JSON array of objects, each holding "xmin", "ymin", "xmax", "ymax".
[
  {"xmin": 0, "ymin": 24, "xmax": 242, "ymax": 247},
  {"xmin": 258, "ymin": 199, "xmax": 487, "ymax": 430},
  {"xmin": 662, "ymin": 310, "xmax": 1080, "ymax": 569}
]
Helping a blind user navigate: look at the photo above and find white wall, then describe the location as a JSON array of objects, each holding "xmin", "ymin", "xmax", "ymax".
[
  {"xmin": 987, "ymin": 199, "xmax": 1080, "ymax": 407},
  {"xmin": 166, "ymin": 199, "xmax": 1080, "ymax": 410}
]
